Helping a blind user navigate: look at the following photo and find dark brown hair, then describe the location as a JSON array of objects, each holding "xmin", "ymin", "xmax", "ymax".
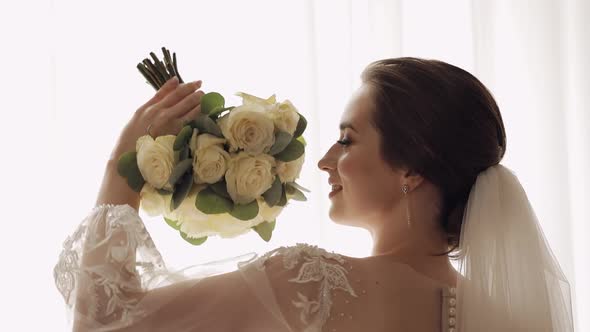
[{"xmin": 361, "ymin": 57, "xmax": 506, "ymax": 257}]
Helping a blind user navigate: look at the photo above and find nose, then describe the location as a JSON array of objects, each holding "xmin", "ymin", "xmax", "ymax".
[{"xmin": 317, "ymin": 145, "xmax": 337, "ymax": 172}]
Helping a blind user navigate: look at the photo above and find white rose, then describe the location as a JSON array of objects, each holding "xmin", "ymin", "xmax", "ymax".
[
  {"xmin": 170, "ymin": 185, "xmax": 216, "ymax": 238},
  {"xmin": 225, "ymin": 152, "xmax": 276, "ymax": 204},
  {"xmin": 236, "ymin": 92, "xmax": 276, "ymax": 108},
  {"xmin": 218, "ymin": 103, "xmax": 275, "ymax": 155},
  {"xmin": 171, "ymin": 185, "xmax": 264, "ymax": 239},
  {"xmin": 188, "ymin": 128, "xmax": 199, "ymax": 156},
  {"xmin": 271, "ymin": 100, "xmax": 300, "ymax": 136},
  {"xmin": 139, "ymin": 184, "xmax": 170, "ymax": 216},
  {"xmin": 210, "ymin": 198, "xmax": 283, "ymax": 239},
  {"xmin": 258, "ymin": 198, "xmax": 284, "ymax": 221},
  {"xmin": 136, "ymin": 135, "xmax": 176, "ymax": 190},
  {"xmin": 192, "ymin": 134, "xmax": 230, "ymax": 184},
  {"xmin": 276, "ymin": 154, "xmax": 305, "ymax": 183},
  {"xmin": 209, "ymin": 213, "xmax": 261, "ymax": 238}
]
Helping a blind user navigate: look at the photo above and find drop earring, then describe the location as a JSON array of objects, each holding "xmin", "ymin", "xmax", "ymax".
[{"xmin": 402, "ymin": 184, "xmax": 411, "ymax": 228}]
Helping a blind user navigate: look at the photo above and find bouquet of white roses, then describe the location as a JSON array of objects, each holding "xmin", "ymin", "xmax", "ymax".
[{"xmin": 117, "ymin": 48, "xmax": 308, "ymax": 245}]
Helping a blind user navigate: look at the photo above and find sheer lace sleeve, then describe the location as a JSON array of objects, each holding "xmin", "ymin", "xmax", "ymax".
[
  {"xmin": 237, "ymin": 243, "xmax": 359, "ymax": 332},
  {"xmin": 53, "ymin": 204, "xmax": 288, "ymax": 331},
  {"xmin": 54, "ymin": 204, "xmax": 168, "ymax": 330},
  {"xmin": 54, "ymin": 204, "xmax": 361, "ymax": 331}
]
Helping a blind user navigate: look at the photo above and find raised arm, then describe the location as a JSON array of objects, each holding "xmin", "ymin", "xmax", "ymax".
[
  {"xmin": 95, "ymin": 76, "xmax": 202, "ymax": 209},
  {"xmin": 55, "ymin": 77, "xmax": 208, "ymax": 330}
]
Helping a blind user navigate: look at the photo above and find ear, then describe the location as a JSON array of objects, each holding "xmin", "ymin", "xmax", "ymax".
[{"xmin": 402, "ymin": 169, "xmax": 424, "ymax": 191}]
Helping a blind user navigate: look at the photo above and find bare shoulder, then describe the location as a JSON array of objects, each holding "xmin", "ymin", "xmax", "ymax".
[
  {"xmin": 262, "ymin": 246, "xmax": 451, "ymax": 331},
  {"xmin": 257, "ymin": 243, "xmax": 360, "ymax": 330},
  {"xmin": 261, "ymin": 243, "xmax": 358, "ymax": 295},
  {"xmin": 245, "ymin": 244, "xmax": 461, "ymax": 331}
]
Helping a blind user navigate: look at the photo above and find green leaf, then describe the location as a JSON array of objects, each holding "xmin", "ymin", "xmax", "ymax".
[
  {"xmin": 268, "ymin": 131, "xmax": 293, "ymax": 155},
  {"xmin": 297, "ymin": 135, "xmax": 307, "ymax": 147},
  {"xmin": 277, "ymin": 184, "xmax": 288, "ymax": 207},
  {"xmin": 127, "ymin": 172, "xmax": 145, "ymax": 193},
  {"xmin": 209, "ymin": 106, "xmax": 234, "ymax": 119},
  {"xmin": 167, "ymin": 158, "xmax": 193, "ymax": 187},
  {"xmin": 262, "ymin": 177, "xmax": 283, "ymax": 207},
  {"xmin": 164, "ymin": 217, "xmax": 180, "ymax": 230},
  {"xmin": 181, "ymin": 118, "xmax": 194, "ymax": 127},
  {"xmin": 290, "ymin": 182, "xmax": 310, "ymax": 193},
  {"xmin": 185, "ymin": 119, "xmax": 198, "ymax": 129},
  {"xmin": 293, "ymin": 113, "xmax": 307, "ymax": 138},
  {"xmin": 200, "ymin": 92, "xmax": 225, "ymax": 115},
  {"xmin": 173, "ymin": 125, "xmax": 193, "ymax": 151},
  {"xmin": 193, "ymin": 114, "xmax": 223, "ymax": 137},
  {"xmin": 180, "ymin": 231, "xmax": 208, "ymax": 245},
  {"xmin": 117, "ymin": 151, "xmax": 137, "ymax": 177},
  {"xmin": 252, "ymin": 220, "xmax": 276, "ymax": 242},
  {"xmin": 210, "ymin": 180, "xmax": 231, "ymax": 199},
  {"xmin": 179, "ymin": 145, "xmax": 190, "ymax": 161},
  {"xmin": 230, "ymin": 200, "xmax": 259, "ymax": 221},
  {"xmin": 274, "ymin": 138, "xmax": 304, "ymax": 162},
  {"xmin": 117, "ymin": 151, "xmax": 145, "ymax": 192},
  {"xmin": 157, "ymin": 188, "xmax": 174, "ymax": 195},
  {"xmin": 171, "ymin": 171, "xmax": 194, "ymax": 210},
  {"xmin": 196, "ymin": 186, "xmax": 233, "ymax": 214},
  {"xmin": 174, "ymin": 147, "xmax": 191, "ymax": 164},
  {"xmin": 285, "ymin": 183, "xmax": 307, "ymax": 201}
]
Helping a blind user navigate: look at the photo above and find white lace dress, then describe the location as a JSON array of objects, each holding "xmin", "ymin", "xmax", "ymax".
[{"xmin": 54, "ymin": 204, "xmax": 457, "ymax": 331}]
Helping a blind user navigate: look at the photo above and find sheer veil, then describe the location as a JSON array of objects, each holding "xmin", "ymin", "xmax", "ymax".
[{"xmin": 456, "ymin": 164, "xmax": 574, "ymax": 331}]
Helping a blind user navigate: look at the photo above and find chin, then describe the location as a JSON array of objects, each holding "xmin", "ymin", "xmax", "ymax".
[{"xmin": 328, "ymin": 207, "xmax": 360, "ymax": 227}]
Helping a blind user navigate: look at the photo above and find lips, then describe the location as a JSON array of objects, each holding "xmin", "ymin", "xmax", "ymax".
[
  {"xmin": 328, "ymin": 177, "xmax": 343, "ymax": 198},
  {"xmin": 329, "ymin": 184, "xmax": 342, "ymax": 198}
]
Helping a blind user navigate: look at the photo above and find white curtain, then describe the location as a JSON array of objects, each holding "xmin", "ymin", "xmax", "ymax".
[{"xmin": 1, "ymin": 0, "xmax": 586, "ymax": 330}]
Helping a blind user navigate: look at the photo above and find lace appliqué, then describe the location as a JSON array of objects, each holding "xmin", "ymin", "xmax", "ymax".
[
  {"xmin": 252, "ymin": 243, "xmax": 358, "ymax": 330},
  {"xmin": 53, "ymin": 204, "xmax": 165, "ymax": 325}
]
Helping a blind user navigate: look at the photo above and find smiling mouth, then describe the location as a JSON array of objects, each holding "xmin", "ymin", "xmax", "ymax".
[{"xmin": 329, "ymin": 185, "xmax": 343, "ymax": 198}]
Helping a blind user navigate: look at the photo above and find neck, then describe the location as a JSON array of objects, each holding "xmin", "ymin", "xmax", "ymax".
[
  {"xmin": 368, "ymin": 187, "xmax": 449, "ymax": 261},
  {"xmin": 362, "ymin": 182, "xmax": 458, "ymax": 285},
  {"xmin": 369, "ymin": 218, "xmax": 448, "ymax": 258},
  {"xmin": 367, "ymin": 212, "xmax": 456, "ymax": 285}
]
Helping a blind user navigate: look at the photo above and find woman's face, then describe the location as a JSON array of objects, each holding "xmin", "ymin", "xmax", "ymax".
[{"xmin": 318, "ymin": 84, "xmax": 406, "ymax": 227}]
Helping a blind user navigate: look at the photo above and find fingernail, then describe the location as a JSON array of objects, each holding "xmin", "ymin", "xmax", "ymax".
[{"xmin": 170, "ymin": 76, "xmax": 179, "ymax": 84}]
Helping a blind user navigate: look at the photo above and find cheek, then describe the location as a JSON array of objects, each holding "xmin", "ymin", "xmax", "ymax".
[
  {"xmin": 338, "ymin": 147, "xmax": 386, "ymax": 185},
  {"xmin": 338, "ymin": 152, "xmax": 369, "ymax": 182},
  {"xmin": 338, "ymin": 153, "xmax": 367, "ymax": 186},
  {"xmin": 338, "ymin": 151, "xmax": 397, "ymax": 209}
]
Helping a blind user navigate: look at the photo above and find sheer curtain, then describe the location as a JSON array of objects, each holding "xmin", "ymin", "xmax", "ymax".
[{"xmin": 1, "ymin": 0, "xmax": 586, "ymax": 330}]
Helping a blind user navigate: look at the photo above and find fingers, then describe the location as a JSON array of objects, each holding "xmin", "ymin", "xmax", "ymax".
[
  {"xmin": 139, "ymin": 77, "xmax": 180, "ymax": 110},
  {"xmin": 158, "ymin": 80, "xmax": 202, "ymax": 109},
  {"xmin": 179, "ymin": 104, "xmax": 202, "ymax": 124},
  {"xmin": 168, "ymin": 90, "xmax": 205, "ymax": 119}
]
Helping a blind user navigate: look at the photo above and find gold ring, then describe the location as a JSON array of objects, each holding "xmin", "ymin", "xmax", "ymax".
[{"xmin": 146, "ymin": 123, "xmax": 154, "ymax": 137}]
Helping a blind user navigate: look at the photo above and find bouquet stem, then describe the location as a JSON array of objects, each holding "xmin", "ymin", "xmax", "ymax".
[{"xmin": 136, "ymin": 47, "xmax": 184, "ymax": 90}]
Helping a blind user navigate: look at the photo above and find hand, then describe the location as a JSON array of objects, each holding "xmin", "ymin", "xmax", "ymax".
[{"xmin": 111, "ymin": 77, "xmax": 204, "ymax": 159}]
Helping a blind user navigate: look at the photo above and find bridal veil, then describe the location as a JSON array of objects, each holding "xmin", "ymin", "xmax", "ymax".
[{"xmin": 456, "ymin": 164, "xmax": 574, "ymax": 331}]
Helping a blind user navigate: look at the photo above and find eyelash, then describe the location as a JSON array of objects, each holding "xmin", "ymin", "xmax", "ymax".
[{"xmin": 337, "ymin": 138, "xmax": 351, "ymax": 146}]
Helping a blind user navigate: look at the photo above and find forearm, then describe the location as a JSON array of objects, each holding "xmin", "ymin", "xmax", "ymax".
[
  {"xmin": 76, "ymin": 193, "xmax": 142, "ymax": 331},
  {"xmin": 95, "ymin": 144, "xmax": 141, "ymax": 211},
  {"xmin": 76, "ymin": 142, "xmax": 143, "ymax": 328}
]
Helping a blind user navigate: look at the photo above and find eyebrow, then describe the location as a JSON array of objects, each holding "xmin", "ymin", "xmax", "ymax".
[{"xmin": 339, "ymin": 121, "xmax": 358, "ymax": 132}]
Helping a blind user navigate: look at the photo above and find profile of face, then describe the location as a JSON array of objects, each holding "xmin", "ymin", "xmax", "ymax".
[{"xmin": 317, "ymin": 84, "xmax": 409, "ymax": 228}]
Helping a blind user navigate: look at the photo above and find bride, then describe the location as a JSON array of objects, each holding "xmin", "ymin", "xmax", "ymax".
[{"xmin": 54, "ymin": 57, "xmax": 574, "ymax": 331}]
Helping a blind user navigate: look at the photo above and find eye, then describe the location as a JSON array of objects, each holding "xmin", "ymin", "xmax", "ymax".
[{"xmin": 337, "ymin": 138, "xmax": 351, "ymax": 146}]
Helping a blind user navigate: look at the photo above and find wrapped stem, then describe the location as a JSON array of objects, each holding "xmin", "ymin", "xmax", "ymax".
[{"xmin": 137, "ymin": 47, "xmax": 185, "ymax": 90}]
